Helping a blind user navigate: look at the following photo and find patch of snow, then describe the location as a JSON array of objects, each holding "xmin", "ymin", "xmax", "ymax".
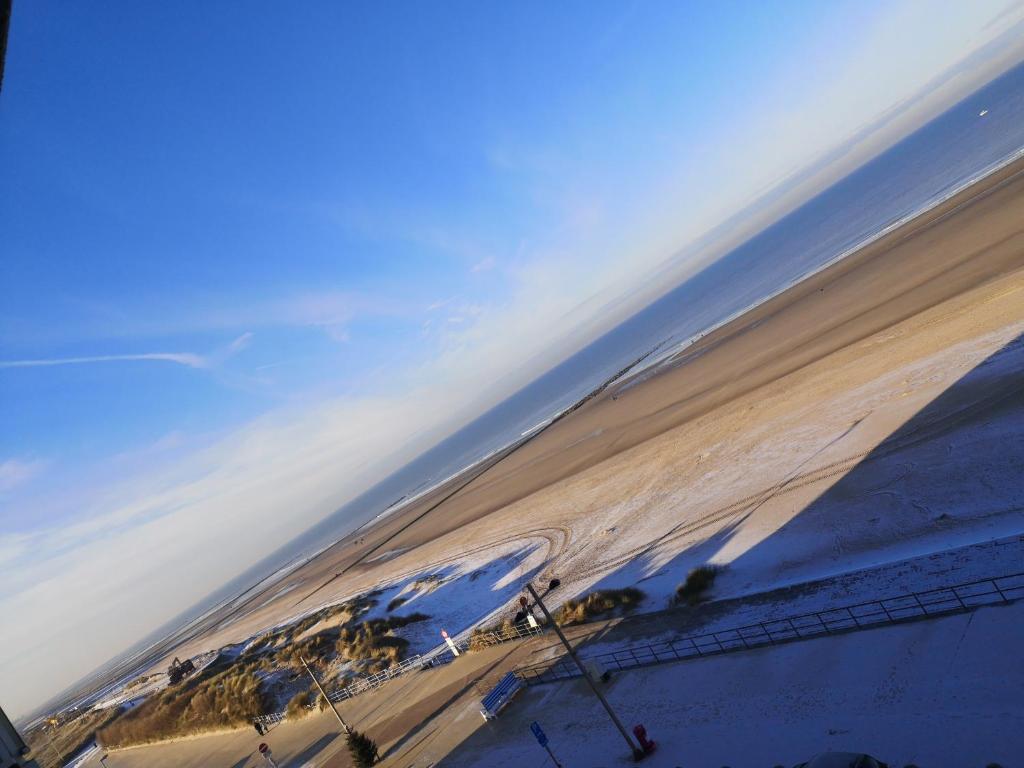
[{"xmin": 445, "ymin": 602, "xmax": 1024, "ymax": 767}]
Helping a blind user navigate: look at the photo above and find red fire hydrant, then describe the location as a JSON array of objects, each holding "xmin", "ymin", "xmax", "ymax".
[{"xmin": 633, "ymin": 724, "xmax": 656, "ymax": 755}]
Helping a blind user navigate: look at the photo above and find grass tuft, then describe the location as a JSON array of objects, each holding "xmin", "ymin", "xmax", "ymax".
[
  {"xmin": 285, "ymin": 689, "xmax": 313, "ymax": 719},
  {"xmin": 555, "ymin": 588, "xmax": 645, "ymax": 626}
]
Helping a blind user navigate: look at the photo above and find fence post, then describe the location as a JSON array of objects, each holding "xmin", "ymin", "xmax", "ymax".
[
  {"xmin": 950, "ymin": 588, "xmax": 968, "ymax": 611},
  {"xmin": 910, "ymin": 593, "xmax": 927, "ymax": 616},
  {"xmin": 992, "ymin": 579, "xmax": 1009, "ymax": 602}
]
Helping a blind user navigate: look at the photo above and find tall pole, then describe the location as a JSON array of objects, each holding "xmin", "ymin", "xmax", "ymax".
[
  {"xmin": 300, "ymin": 657, "xmax": 351, "ymax": 734},
  {"xmin": 525, "ymin": 583, "xmax": 642, "ymax": 760}
]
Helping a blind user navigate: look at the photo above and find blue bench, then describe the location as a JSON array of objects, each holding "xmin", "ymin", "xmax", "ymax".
[{"xmin": 479, "ymin": 672, "xmax": 522, "ymax": 721}]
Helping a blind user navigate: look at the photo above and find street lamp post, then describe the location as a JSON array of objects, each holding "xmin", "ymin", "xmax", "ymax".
[
  {"xmin": 524, "ymin": 582, "xmax": 643, "ymax": 760},
  {"xmin": 300, "ymin": 657, "xmax": 351, "ymax": 734}
]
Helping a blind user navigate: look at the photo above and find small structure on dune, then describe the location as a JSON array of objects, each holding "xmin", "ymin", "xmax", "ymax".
[{"xmin": 167, "ymin": 657, "xmax": 196, "ymax": 685}]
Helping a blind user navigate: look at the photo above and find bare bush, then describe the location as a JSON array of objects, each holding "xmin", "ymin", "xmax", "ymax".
[
  {"xmin": 673, "ymin": 565, "xmax": 719, "ymax": 606},
  {"xmin": 555, "ymin": 588, "xmax": 645, "ymax": 626}
]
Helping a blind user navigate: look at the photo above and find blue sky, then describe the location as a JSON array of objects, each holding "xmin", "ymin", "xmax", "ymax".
[{"xmin": 1, "ymin": 1, "xmax": 1022, "ymax": 719}]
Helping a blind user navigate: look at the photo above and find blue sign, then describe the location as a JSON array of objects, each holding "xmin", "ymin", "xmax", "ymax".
[{"xmin": 530, "ymin": 721, "xmax": 548, "ymax": 746}]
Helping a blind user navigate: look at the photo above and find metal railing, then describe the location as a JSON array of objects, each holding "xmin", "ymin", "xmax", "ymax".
[
  {"xmin": 515, "ymin": 571, "xmax": 1024, "ymax": 685},
  {"xmin": 329, "ymin": 623, "xmax": 543, "ymax": 701},
  {"xmin": 253, "ymin": 621, "xmax": 544, "ymax": 725},
  {"xmin": 464, "ymin": 621, "xmax": 545, "ymax": 650}
]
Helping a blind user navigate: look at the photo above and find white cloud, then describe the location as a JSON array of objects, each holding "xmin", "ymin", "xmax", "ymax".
[
  {"xmin": 0, "ymin": 458, "xmax": 49, "ymax": 493},
  {"xmin": 0, "ymin": 352, "xmax": 207, "ymax": 370},
  {"xmin": 0, "ymin": 332, "xmax": 254, "ymax": 373}
]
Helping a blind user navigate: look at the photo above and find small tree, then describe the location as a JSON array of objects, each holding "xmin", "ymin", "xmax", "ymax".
[{"xmin": 347, "ymin": 728, "xmax": 379, "ymax": 767}]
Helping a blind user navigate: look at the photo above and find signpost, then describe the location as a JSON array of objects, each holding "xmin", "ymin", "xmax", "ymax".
[{"xmin": 530, "ymin": 721, "xmax": 562, "ymax": 767}]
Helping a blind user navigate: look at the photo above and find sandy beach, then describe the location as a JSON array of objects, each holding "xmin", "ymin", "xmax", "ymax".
[
  {"xmin": 70, "ymin": 142, "xmax": 1024, "ymax": 768},
  {"xmin": 155, "ymin": 151, "xmax": 1024, "ymax": 665}
]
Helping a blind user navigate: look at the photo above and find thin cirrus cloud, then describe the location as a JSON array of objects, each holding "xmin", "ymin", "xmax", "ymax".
[
  {"xmin": 0, "ymin": 352, "xmax": 208, "ymax": 370},
  {"xmin": 0, "ymin": 332, "xmax": 254, "ymax": 372}
]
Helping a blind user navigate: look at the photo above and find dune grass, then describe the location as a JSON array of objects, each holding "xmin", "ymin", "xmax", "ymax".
[
  {"xmin": 555, "ymin": 588, "xmax": 645, "ymax": 626},
  {"xmin": 97, "ymin": 663, "xmax": 269, "ymax": 747}
]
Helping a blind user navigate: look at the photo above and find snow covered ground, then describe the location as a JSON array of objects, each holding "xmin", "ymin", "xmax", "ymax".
[
  {"xmin": 445, "ymin": 601, "xmax": 1024, "ymax": 768},
  {"xmin": 353, "ymin": 536, "xmax": 550, "ymax": 657},
  {"xmin": 573, "ymin": 534, "xmax": 1024, "ymax": 659}
]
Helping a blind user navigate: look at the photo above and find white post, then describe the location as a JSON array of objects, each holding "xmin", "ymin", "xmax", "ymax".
[{"xmin": 441, "ymin": 629, "xmax": 460, "ymax": 656}]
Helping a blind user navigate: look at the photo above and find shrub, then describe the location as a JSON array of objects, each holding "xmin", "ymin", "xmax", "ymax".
[
  {"xmin": 555, "ymin": 588, "xmax": 645, "ymax": 626},
  {"xmin": 468, "ymin": 618, "xmax": 520, "ymax": 651},
  {"xmin": 468, "ymin": 615, "xmax": 534, "ymax": 650},
  {"xmin": 273, "ymin": 631, "xmax": 337, "ymax": 670},
  {"xmin": 286, "ymin": 690, "xmax": 312, "ymax": 719},
  {"xmin": 674, "ymin": 565, "xmax": 718, "ymax": 606},
  {"xmin": 336, "ymin": 621, "xmax": 410, "ymax": 668},
  {"xmin": 347, "ymin": 728, "xmax": 379, "ymax": 767}
]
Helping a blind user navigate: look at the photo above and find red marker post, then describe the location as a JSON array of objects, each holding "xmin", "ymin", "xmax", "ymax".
[{"xmin": 633, "ymin": 724, "xmax": 656, "ymax": 755}]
